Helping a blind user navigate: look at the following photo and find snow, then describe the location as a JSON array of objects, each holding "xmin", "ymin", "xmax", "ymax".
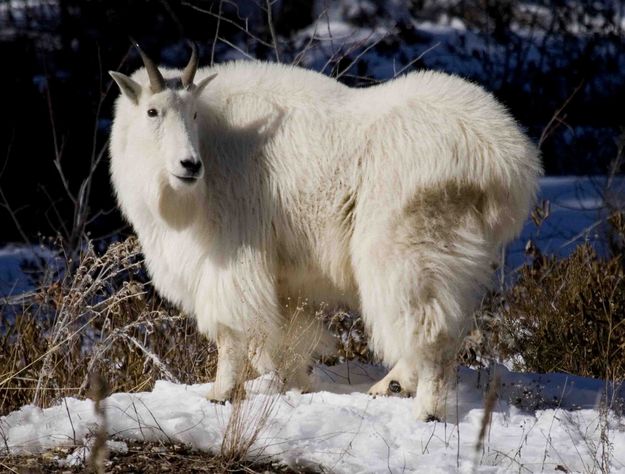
[
  {"xmin": 2, "ymin": 362, "xmax": 624, "ymax": 472},
  {"xmin": 507, "ymin": 176, "xmax": 625, "ymax": 269},
  {"xmin": 0, "ymin": 244, "xmax": 58, "ymax": 299}
]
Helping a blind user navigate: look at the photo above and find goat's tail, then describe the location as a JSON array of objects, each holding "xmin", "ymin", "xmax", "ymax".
[{"xmin": 481, "ymin": 142, "xmax": 543, "ymax": 247}]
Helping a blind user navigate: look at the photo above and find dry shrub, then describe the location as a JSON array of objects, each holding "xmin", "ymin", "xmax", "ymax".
[
  {"xmin": 326, "ymin": 310, "xmax": 370, "ymax": 363},
  {"xmin": 493, "ymin": 239, "xmax": 625, "ymax": 380},
  {"xmin": 0, "ymin": 237, "xmax": 218, "ymax": 414},
  {"xmin": 220, "ymin": 358, "xmax": 277, "ymax": 464}
]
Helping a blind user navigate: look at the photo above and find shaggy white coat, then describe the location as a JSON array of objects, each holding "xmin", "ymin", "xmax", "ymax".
[{"xmin": 109, "ymin": 60, "xmax": 542, "ymax": 421}]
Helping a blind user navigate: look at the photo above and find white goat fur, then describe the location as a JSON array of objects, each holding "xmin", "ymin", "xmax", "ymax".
[{"xmin": 109, "ymin": 60, "xmax": 542, "ymax": 420}]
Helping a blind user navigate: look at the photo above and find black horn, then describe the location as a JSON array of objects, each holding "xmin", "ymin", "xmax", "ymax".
[
  {"xmin": 181, "ymin": 42, "xmax": 199, "ymax": 88},
  {"xmin": 136, "ymin": 43, "xmax": 165, "ymax": 93}
]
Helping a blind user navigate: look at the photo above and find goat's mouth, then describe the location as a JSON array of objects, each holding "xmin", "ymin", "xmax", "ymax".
[{"xmin": 173, "ymin": 175, "xmax": 199, "ymax": 184}]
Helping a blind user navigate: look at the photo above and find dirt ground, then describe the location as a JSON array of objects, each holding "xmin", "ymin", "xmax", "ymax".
[{"xmin": 0, "ymin": 441, "xmax": 311, "ymax": 473}]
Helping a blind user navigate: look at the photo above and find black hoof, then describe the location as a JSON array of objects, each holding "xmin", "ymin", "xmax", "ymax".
[
  {"xmin": 388, "ymin": 380, "xmax": 402, "ymax": 393},
  {"xmin": 425, "ymin": 414, "xmax": 440, "ymax": 422}
]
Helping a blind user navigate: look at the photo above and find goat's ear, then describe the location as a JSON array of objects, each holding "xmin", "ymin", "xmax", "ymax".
[
  {"xmin": 192, "ymin": 73, "xmax": 218, "ymax": 97},
  {"xmin": 109, "ymin": 71, "xmax": 142, "ymax": 104}
]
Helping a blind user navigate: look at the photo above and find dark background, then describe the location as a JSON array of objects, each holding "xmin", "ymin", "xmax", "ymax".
[{"xmin": 1, "ymin": 0, "xmax": 623, "ymax": 245}]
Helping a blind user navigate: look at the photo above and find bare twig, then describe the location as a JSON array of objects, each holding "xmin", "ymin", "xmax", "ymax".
[
  {"xmin": 474, "ymin": 373, "xmax": 500, "ymax": 462},
  {"xmin": 292, "ymin": 10, "xmax": 325, "ymax": 67},
  {"xmin": 538, "ymin": 80, "xmax": 585, "ymax": 149},
  {"xmin": 64, "ymin": 397, "xmax": 77, "ymax": 445},
  {"xmin": 216, "ymin": 36, "xmax": 256, "ymax": 61},
  {"xmin": 335, "ymin": 33, "xmax": 388, "ymax": 79},
  {"xmin": 211, "ymin": 0, "xmax": 222, "ymax": 66},
  {"xmin": 89, "ymin": 372, "xmax": 109, "ymax": 474},
  {"xmin": 393, "ymin": 42, "xmax": 441, "ymax": 78},
  {"xmin": 264, "ymin": 0, "xmax": 281, "ymax": 62},
  {"xmin": 183, "ymin": 2, "xmax": 274, "ymax": 51},
  {"xmin": 122, "ymin": 334, "xmax": 181, "ymax": 383},
  {"xmin": 0, "ymin": 188, "xmax": 33, "ymax": 247}
]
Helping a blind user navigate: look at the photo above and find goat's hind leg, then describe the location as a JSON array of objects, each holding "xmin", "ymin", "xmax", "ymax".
[
  {"xmin": 356, "ymin": 199, "xmax": 491, "ymax": 420},
  {"xmin": 353, "ymin": 239, "xmax": 425, "ymax": 404},
  {"xmin": 359, "ymin": 255, "xmax": 470, "ymax": 420},
  {"xmin": 368, "ymin": 357, "xmax": 418, "ymax": 397}
]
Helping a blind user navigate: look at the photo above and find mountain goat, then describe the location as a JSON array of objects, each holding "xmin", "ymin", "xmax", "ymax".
[{"xmin": 109, "ymin": 44, "xmax": 541, "ymax": 421}]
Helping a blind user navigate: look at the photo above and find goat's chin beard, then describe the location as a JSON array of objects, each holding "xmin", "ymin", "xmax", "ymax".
[{"xmin": 155, "ymin": 175, "xmax": 200, "ymax": 230}]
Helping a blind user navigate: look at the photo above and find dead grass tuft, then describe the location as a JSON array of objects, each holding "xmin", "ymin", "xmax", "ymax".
[
  {"xmin": 465, "ymin": 207, "xmax": 625, "ymax": 388},
  {"xmin": 495, "ymin": 241, "xmax": 624, "ymax": 380},
  {"xmin": 0, "ymin": 237, "xmax": 218, "ymax": 415}
]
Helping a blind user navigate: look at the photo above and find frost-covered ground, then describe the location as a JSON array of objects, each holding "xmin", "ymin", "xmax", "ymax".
[{"xmin": 2, "ymin": 362, "xmax": 624, "ymax": 472}]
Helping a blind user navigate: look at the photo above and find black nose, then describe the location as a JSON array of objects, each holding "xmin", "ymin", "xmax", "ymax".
[{"xmin": 180, "ymin": 159, "xmax": 201, "ymax": 175}]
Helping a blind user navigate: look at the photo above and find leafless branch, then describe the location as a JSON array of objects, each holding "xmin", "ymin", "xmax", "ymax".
[
  {"xmin": 335, "ymin": 32, "xmax": 387, "ymax": 79},
  {"xmin": 264, "ymin": 0, "xmax": 281, "ymax": 62},
  {"xmin": 393, "ymin": 42, "xmax": 441, "ymax": 78},
  {"xmin": 539, "ymin": 80, "xmax": 585, "ymax": 149},
  {"xmin": 183, "ymin": 2, "xmax": 274, "ymax": 50}
]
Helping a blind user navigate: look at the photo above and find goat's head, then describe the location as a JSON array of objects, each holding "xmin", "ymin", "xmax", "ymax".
[{"xmin": 109, "ymin": 43, "xmax": 216, "ymax": 192}]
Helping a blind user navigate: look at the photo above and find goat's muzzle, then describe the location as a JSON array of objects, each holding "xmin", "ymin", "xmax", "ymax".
[{"xmin": 174, "ymin": 158, "xmax": 203, "ymax": 184}]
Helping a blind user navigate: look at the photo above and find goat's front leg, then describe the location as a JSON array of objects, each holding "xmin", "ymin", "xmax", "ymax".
[{"xmin": 206, "ymin": 325, "xmax": 247, "ymax": 403}]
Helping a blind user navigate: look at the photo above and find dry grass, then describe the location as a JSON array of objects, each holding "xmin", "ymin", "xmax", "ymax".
[
  {"xmin": 0, "ymin": 237, "xmax": 218, "ymax": 415},
  {"xmin": 221, "ymin": 303, "xmax": 332, "ymax": 464},
  {"xmin": 6, "ymin": 213, "xmax": 616, "ymax": 412},
  {"xmin": 219, "ymin": 351, "xmax": 278, "ymax": 465},
  {"xmin": 3, "ymin": 219, "xmax": 624, "ymax": 398},
  {"xmin": 467, "ymin": 213, "xmax": 625, "ymax": 470},
  {"xmin": 489, "ymin": 236, "xmax": 625, "ymax": 381}
]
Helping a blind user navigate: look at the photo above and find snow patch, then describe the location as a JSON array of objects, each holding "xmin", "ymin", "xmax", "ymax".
[
  {"xmin": 2, "ymin": 362, "xmax": 624, "ymax": 473},
  {"xmin": 0, "ymin": 244, "xmax": 58, "ymax": 298}
]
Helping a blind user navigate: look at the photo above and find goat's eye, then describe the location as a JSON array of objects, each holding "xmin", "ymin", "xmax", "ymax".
[
  {"xmin": 193, "ymin": 112, "xmax": 197, "ymax": 120},
  {"xmin": 147, "ymin": 108, "xmax": 158, "ymax": 117}
]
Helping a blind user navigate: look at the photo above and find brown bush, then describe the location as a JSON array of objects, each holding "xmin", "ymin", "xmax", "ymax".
[
  {"xmin": 490, "ymin": 241, "xmax": 625, "ymax": 381},
  {"xmin": 0, "ymin": 237, "xmax": 218, "ymax": 414}
]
